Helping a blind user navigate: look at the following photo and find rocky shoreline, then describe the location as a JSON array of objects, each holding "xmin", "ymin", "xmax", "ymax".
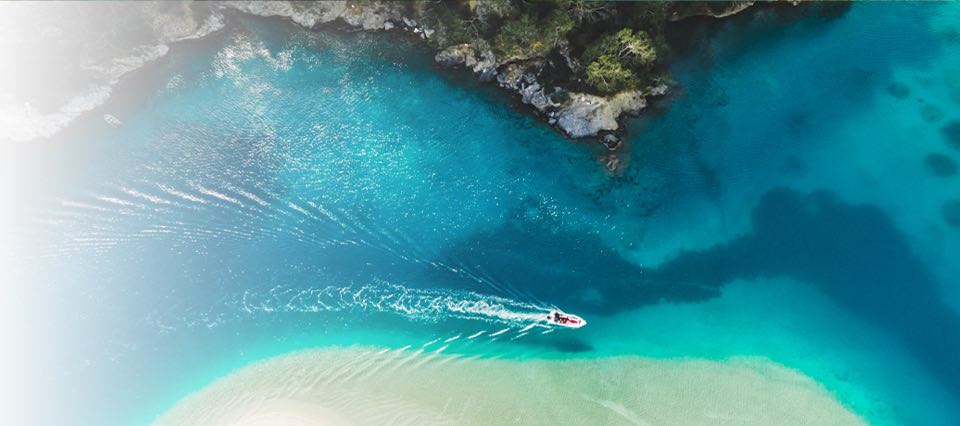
[
  {"xmin": 221, "ymin": 1, "xmax": 756, "ymax": 170},
  {"xmin": 433, "ymin": 41, "xmax": 669, "ymax": 145}
]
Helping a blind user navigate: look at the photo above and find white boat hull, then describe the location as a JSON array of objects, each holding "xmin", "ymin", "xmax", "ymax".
[{"xmin": 545, "ymin": 310, "xmax": 586, "ymax": 328}]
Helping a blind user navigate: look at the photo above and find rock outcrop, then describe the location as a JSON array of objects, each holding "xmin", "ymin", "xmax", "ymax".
[
  {"xmin": 434, "ymin": 44, "xmax": 497, "ymax": 82},
  {"xmin": 470, "ymin": 54, "xmax": 669, "ymax": 148},
  {"xmin": 223, "ymin": 1, "xmax": 406, "ymax": 31},
  {"xmin": 218, "ymin": 1, "xmax": 758, "ymax": 171},
  {"xmin": 556, "ymin": 89, "xmax": 661, "ymax": 139},
  {"xmin": 669, "ymin": 1, "xmax": 756, "ymax": 21},
  {"xmin": 218, "ymin": 1, "xmax": 678, "ymax": 151}
]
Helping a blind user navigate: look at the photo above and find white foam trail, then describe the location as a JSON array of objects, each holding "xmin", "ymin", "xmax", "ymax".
[
  {"xmin": 60, "ymin": 200, "xmax": 112, "ymax": 213},
  {"xmin": 467, "ymin": 330, "xmax": 486, "ymax": 339},
  {"xmin": 306, "ymin": 202, "xmax": 345, "ymax": 227},
  {"xmin": 157, "ymin": 184, "xmax": 206, "ymax": 204},
  {"xmin": 288, "ymin": 202, "xmax": 319, "ymax": 220},
  {"xmin": 120, "ymin": 187, "xmax": 173, "ymax": 205},
  {"xmin": 519, "ymin": 323, "xmax": 538, "ymax": 333},
  {"xmin": 422, "ymin": 338, "xmax": 440, "ymax": 348},
  {"xmin": 238, "ymin": 280, "xmax": 551, "ymax": 327},
  {"xmin": 94, "ymin": 195, "xmax": 142, "ymax": 209},
  {"xmin": 443, "ymin": 335, "xmax": 461, "ymax": 343},
  {"xmin": 234, "ymin": 188, "xmax": 270, "ymax": 207},
  {"xmin": 140, "ymin": 227, "xmax": 173, "ymax": 235},
  {"xmin": 489, "ymin": 328, "xmax": 510, "ymax": 337},
  {"xmin": 193, "ymin": 185, "xmax": 243, "ymax": 206}
]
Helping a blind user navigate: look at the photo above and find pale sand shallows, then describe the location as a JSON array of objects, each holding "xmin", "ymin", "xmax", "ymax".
[{"xmin": 154, "ymin": 346, "xmax": 866, "ymax": 426}]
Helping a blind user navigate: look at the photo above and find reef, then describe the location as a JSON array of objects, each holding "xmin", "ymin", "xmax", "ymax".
[
  {"xmin": 924, "ymin": 153, "xmax": 958, "ymax": 177},
  {"xmin": 886, "ymin": 81, "xmax": 910, "ymax": 99},
  {"xmin": 944, "ymin": 199, "xmax": 960, "ymax": 228},
  {"xmin": 440, "ymin": 186, "xmax": 960, "ymax": 398},
  {"xmin": 942, "ymin": 119, "xmax": 960, "ymax": 150},
  {"xmin": 220, "ymin": 1, "xmax": 772, "ymax": 170},
  {"xmin": 920, "ymin": 103, "xmax": 945, "ymax": 123}
]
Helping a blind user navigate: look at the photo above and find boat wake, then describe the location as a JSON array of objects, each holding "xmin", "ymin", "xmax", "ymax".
[{"xmin": 238, "ymin": 279, "xmax": 551, "ymax": 327}]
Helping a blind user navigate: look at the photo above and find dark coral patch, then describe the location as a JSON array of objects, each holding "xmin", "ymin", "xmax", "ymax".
[
  {"xmin": 649, "ymin": 188, "xmax": 960, "ymax": 396},
  {"xmin": 924, "ymin": 153, "xmax": 958, "ymax": 177},
  {"xmin": 943, "ymin": 199, "xmax": 960, "ymax": 228},
  {"xmin": 920, "ymin": 104, "xmax": 945, "ymax": 123},
  {"xmin": 887, "ymin": 81, "xmax": 910, "ymax": 99},
  {"xmin": 441, "ymin": 188, "xmax": 960, "ymax": 395},
  {"xmin": 943, "ymin": 120, "xmax": 960, "ymax": 150}
]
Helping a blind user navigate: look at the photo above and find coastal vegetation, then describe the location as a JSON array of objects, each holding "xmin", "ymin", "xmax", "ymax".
[
  {"xmin": 393, "ymin": 1, "xmax": 770, "ymax": 152},
  {"xmin": 582, "ymin": 28, "xmax": 658, "ymax": 94},
  {"xmin": 229, "ymin": 0, "xmax": 844, "ymax": 166},
  {"xmin": 410, "ymin": 0, "xmax": 693, "ymax": 95}
]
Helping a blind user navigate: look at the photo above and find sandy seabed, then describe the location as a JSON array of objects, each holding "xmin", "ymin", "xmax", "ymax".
[{"xmin": 154, "ymin": 346, "xmax": 864, "ymax": 425}]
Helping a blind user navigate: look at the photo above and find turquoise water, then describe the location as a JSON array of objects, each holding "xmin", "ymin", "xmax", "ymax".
[{"xmin": 4, "ymin": 3, "xmax": 960, "ymax": 425}]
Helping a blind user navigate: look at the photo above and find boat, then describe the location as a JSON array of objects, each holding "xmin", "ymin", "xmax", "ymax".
[{"xmin": 545, "ymin": 310, "xmax": 586, "ymax": 329}]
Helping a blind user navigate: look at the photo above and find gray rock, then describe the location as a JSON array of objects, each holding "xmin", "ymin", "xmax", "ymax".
[
  {"xmin": 555, "ymin": 91, "xmax": 647, "ymax": 138},
  {"xmin": 519, "ymin": 82, "xmax": 558, "ymax": 113},
  {"xmin": 435, "ymin": 44, "xmax": 497, "ymax": 81},
  {"xmin": 601, "ymin": 133, "xmax": 621, "ymax": 151},
  {"xmin": 494, "ymin": 62, "xmax": 560, "ymax": 114},
  {"xmin": 224, "ymin": 1, "xmax": 671, "ymax": 144},
  {"xmin": 474, "ymin": 50, "xmax": 497, "ymax": 81},
  {"xmin": 222, "ymin": 1, "xmax": 346, "ymax": 28},
  {"xmin": 603, "ymin": 155, "xmax": 621, "ymax": 172},
  {"xmin": 436, "ymin": 44, "xmax": 476, "ymax": 67},
  {"xmin": 495, "ymin": 62, "xmax": 527, "ymax": 90},
  {"xmin": 223, "ymin": 1, "xmax": 404, "ymax": 31},
  {"xmin": 550, "ymin": 83, "xmax": 668, "ymax": 139}
]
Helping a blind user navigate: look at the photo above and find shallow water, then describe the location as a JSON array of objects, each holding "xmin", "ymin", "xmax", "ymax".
[
  {"xmin": 4, "ymin": 3, "xmax": 960, "ymax": 425},
  {"xmin": 155, "ymin": 346, "xmax": 865, "ymax": 426}
]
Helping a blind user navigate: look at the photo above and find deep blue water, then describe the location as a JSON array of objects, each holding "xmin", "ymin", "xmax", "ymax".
[{"xmin": 4, "ymin": 3, "xmax": 960, "ymax": 425}]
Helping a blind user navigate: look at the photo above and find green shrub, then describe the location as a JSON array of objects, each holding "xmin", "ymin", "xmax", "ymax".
[
  {"xmin": 586, "ymin": 54, "xmax": 635, "ymax": 94},
  {"xmin": 583, "ymin": 28, "xmax": 656, "ymax": 69},
  {"xmin": 583, "ymin": 28, "xmax": 658, "ymax": 93},
  {"xmin": 494, "ymin": 10, "xmax": 575, "ymax": 59}
]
